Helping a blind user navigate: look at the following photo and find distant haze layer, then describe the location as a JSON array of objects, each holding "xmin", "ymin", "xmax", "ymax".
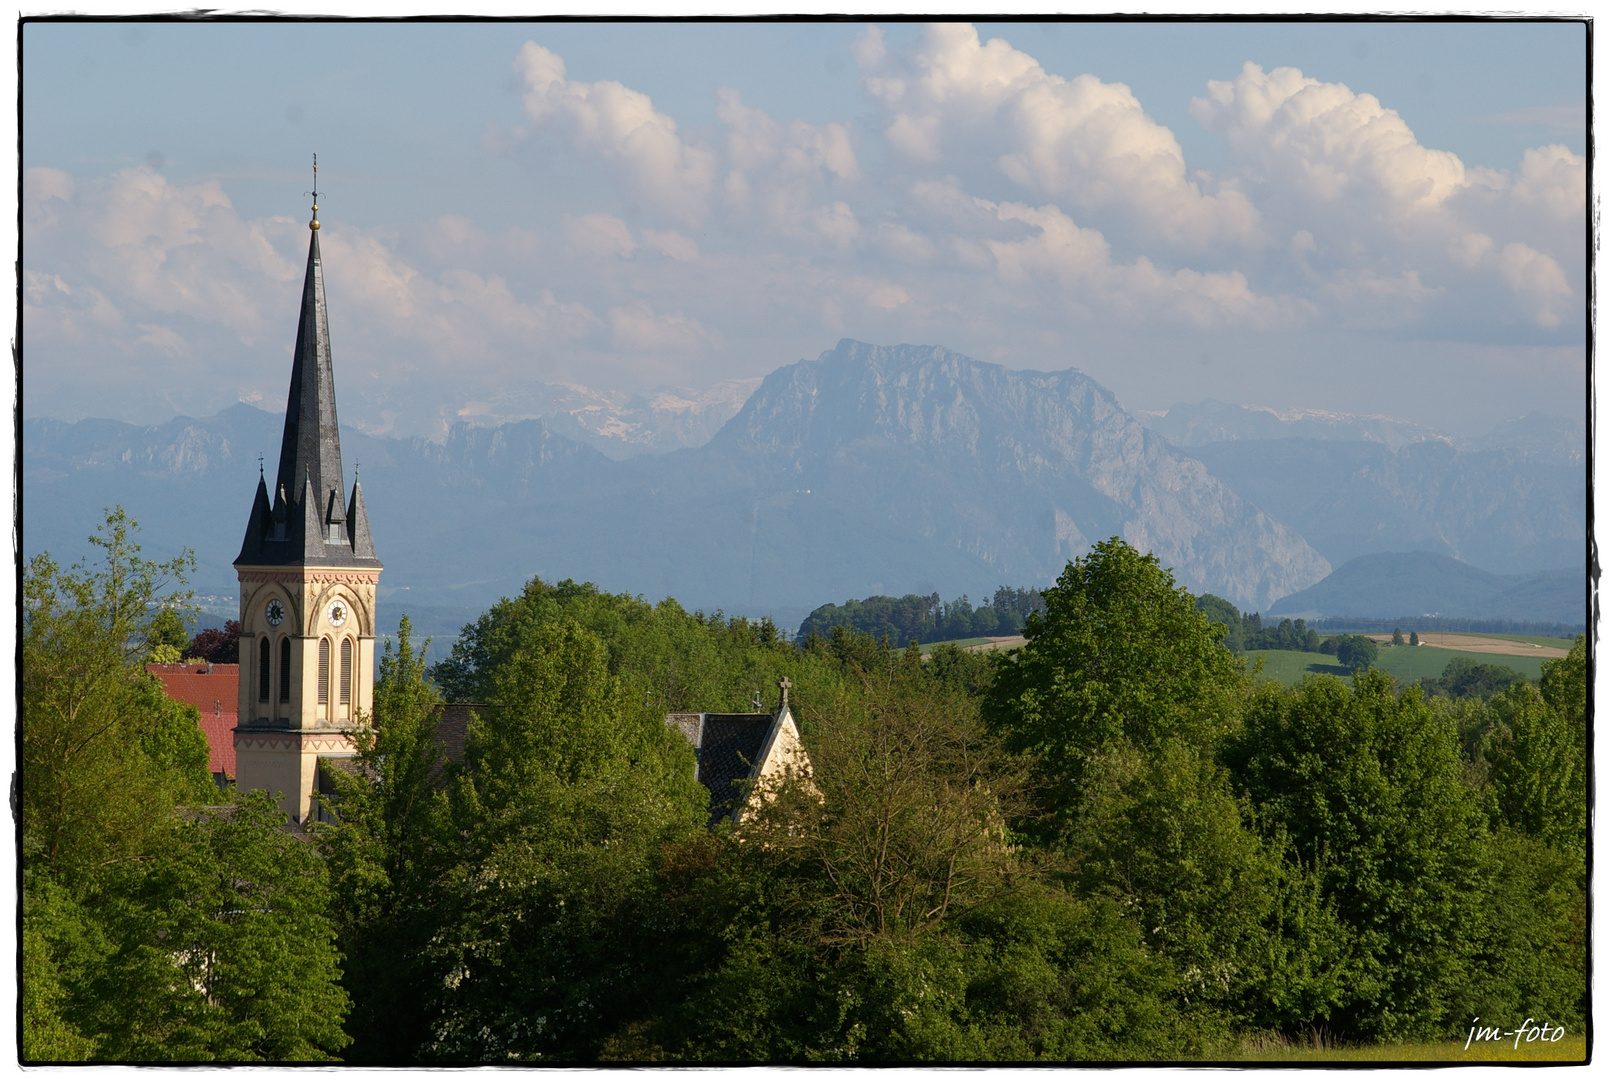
[{"xmin": 26, "ymin": 340, "xmax": 1582, "ymax": 651}]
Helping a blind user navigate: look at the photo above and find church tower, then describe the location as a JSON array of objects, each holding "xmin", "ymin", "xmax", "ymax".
[{"xmin": 233, "ymin": 171, "xmax": 381, "ymax": 825}]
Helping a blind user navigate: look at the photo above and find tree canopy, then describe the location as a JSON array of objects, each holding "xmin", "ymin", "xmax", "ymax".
[
  {"xmin": 22, "ymin": 509, "xmax": 351, "ymax": 1063},
  {"xmin": 24, "ymin": 523, "xmax": 1587, "ymax": 1061},
  {"xmin": 984, "ymin": 538, "xmax": 1247, "ymax": 836}
]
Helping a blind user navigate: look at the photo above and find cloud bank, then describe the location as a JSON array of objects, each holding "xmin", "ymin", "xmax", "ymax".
[{"xmin": 24, "ymin": 23, "xmax": 1584, "ymax": 437}]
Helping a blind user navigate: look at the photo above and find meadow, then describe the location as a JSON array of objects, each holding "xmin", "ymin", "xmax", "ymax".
[{"xmin": 1247, "ymin": 643, "xmax": 1550, "ymax": 687}]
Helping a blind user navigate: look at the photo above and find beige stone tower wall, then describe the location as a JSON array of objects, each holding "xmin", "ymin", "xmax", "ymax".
[{"xmin": 235, "ymin": 566, "xmax": 379, "ymax": 823}]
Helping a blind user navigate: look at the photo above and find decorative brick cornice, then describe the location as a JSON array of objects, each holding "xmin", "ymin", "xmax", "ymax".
[
  {"xmin": 233, "ymin": 727, "xmax": 365, "ymax": 754},
  {"xmin": 237, "ymin": 568, "xmax": 381, "ymax": 585}
]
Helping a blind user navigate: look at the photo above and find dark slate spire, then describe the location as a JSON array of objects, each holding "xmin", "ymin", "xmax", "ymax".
[
  {"xmin": 236, "ymin": 178, "xmax": 381, "ymax": 570},
  {"xmin": 347, "ymin": 475, "xmax": 378, "ymax": 562}
]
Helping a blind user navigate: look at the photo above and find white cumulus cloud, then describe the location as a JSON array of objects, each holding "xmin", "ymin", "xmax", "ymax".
[
  {"xmin": 860, "ymin": 23, "xmax": 1261, "ymax": 249},
  {"xmin": 515, "ymin": 41, "xmax": 718, "ymax": 225}
]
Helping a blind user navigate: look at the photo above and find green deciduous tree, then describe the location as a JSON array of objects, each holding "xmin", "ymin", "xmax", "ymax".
[
  {"xmin": 1194, "ymin": 594, "xmax": 1244, "ymax": 651},
  {"xmin": 1538, "ymin": 635, "xmax": 1586, "ymax": 734},
  {"xmin": 1462, "ymin": 829, "xmax": 1585, "ymax": 1031},
  {"xmin": 746, "ymin": 673, "xmax": 1026, "ymax": 945},
  {"xmin": 1334, "ymin": 634, "xmax": 1378, "ymax": 673},
  {"xmin": 147, "ymin": 607, "xmax": 192, "ymax": 661},
  {"xmin": 1420, "ymin": 657, "xmax": 1526, "ymax": 701},
  {"xmin": 984, "ymin": 538, "xmax": 1246, "ymax": 840},
  {"xmin": 21, "ymin": 872, "xmax": 102, "ymax": 1062},
  {"xmin": 22, "ymin": 508, "xmax": 214, "ymax": 885},
  {"xmin": 319, "ymin": 615, "xmax": 457, "ymax": 1061},
  {"xmin": 1064, "ymin": 738, "xmax": 1280, "ymax": 1016},
  {"xmin": 23, "ymin": 510, "xmax": 348, "ymax": 1063},
  {"xmin": 624, "ymin": 675, "xmax": 1205, "ymax": 1062},
  {"xmin": 433, "ymin": 577, "xmax": 819, "ymax": 716},
  {"xmin": 418, "ymin": 619, "xmax": 707, "ymax": 1060},
  {"xmin": 73, "ymin": 795, "xmax": 351, "ymax": 1061},
  {"xmin": 1225, "ymin": 673, "xmax": 1488, "ymax": 1040},
  {"xmin": 1486, "ymin": 681, "xmax": 1586, "ymax": 856}
]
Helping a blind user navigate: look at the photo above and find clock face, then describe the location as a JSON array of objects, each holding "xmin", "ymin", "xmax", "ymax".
[
  {"xmin": 328, "ymin": 600, "xmax": 348, "ymax": 628},
  {"xmin": 265, "ymin": 600, "xmax": 285, "ymax": 627}
]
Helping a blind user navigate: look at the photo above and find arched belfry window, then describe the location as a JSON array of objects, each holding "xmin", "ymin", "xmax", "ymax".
[
  {"xmin": 339, "ymin": 638, "xmax": 353, "ymax": 705},
  {"xmin": 318, "ymin": 639, "xmax": 331, "ymax": 705},
  {"xmin": 258, "ymin": 638, "xmax": 270, "ymax": 702},
  {"xmin": 279, "ymin": 639, "xmax": 292, "ymax": 703}
]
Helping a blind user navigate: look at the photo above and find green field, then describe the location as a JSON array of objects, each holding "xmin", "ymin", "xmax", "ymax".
[{"xmin": 1246, "ymin": 644, "xmax": 1551, "ymax": 687}]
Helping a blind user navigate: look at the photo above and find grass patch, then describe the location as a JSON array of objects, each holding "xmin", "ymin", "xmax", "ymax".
[
  {"xmin": 917, "ymin": 637, "xmax": 993, "ymax": 654},
  {"xmin": 1245, "ymin": 645, "xmax": 1549, "ymax": 688},
  {"xmin": 1375, "ymin": 644, "xmax": 1547, "ymax": 683},
  {"xmin": 1242, "ymin": 649, "xmax": 1351, "ymax": 685},
  {"xmin": 1236, "ymin": 1033, "xmax": 1585, "ymax": 1062}
]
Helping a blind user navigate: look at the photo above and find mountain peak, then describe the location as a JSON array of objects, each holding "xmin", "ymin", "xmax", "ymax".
[{"xmin": 708, "ymin": 340, "xmax": 1327, "ymax": 608}]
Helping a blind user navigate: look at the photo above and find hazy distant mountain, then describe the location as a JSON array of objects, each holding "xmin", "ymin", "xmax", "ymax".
[
  {"xmin": 1139, "ymin": 399, "xmax": 1450, "ymax": 451},
  {"xmin": 1268, "ymin": 551, "xmax": 1584, "ymax": 626},
  {"xmin": 1137, "ymin": 401, "xmax": 1585, "ymax": 572},
  {"xmin": 373, "ymin": 377, "xmax": 762, "ymax": 459},
  {"xmin": 1142, "ymin": 399, "xmax": 1586, "ymax": 469},
  {"xmin": 1468, "ymin": 412, "xmax": 1586, "ymax": 466},
  {"xmin": 1183, "ymin": 437, "xmax": 1583, "ymax": 573},
  {"xmin": 694, "ymin": 340, "xmax": 1330, "ymax": 611},
  {"xmin": 25, "ymin": 404, "xmax": 290, "ymax": 591},
  {"xmin": 24, "ymin": 341, "xmax": 1332, "ymax": 632},
  {"xmin": 532, "ymin": 379, "xmax": 762, "ymax": 459},
  {"xmin": 30, "ymin": 341, "xmax": 1581, "ymax": 646}
]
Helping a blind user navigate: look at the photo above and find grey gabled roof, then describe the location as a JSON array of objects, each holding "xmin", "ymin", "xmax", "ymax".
[
  {"xmin": 666, "ymin": 711, "xmax": 778, "ymax": 826},
  {"xmin": 236, "ymin": 223, "xmax": 380, "ymax": 570}
]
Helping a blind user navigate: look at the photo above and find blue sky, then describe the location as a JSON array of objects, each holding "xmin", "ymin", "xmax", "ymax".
[{"xmin": 23, "ymin": 17, "xmax": 1588, "ymax": 438}]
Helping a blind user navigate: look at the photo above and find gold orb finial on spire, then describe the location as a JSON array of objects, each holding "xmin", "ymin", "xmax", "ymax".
[{"xmin": 310, "ymin": 153, "xmax": 321, "ymax": 230}]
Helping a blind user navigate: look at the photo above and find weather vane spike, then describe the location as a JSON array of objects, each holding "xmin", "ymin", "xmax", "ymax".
[
  {"xmin": 309, "ymin": 153, "xmax": 321, "ymax": 231},
  {"xmin": 257, "ymin": 451, "xmax": 264, "ymax": 478}
]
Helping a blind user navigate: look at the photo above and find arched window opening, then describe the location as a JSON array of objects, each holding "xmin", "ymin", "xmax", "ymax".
[
  {"xmin": 339, "ymin": 638, "xmax": 353, "ymax": 705},
  {"xmin": 258, "ymin": 638, "xmax": 270, "ymax": 702},
  {"xmin": 279, "ymin": 638, "xmax": 292, "ymax": 703},
  {"xmin": 318, "ymin": 639, "xmax": 331, "ymax": 705}
]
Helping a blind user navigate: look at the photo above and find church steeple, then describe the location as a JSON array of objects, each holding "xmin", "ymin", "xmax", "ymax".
[
  {"xmin": 235, "ymin": 170, "xmax": 379, "ymax": 570},
  {"xmin": 232, "ymin": 165, "xmax": 383, "ymax": 828}
]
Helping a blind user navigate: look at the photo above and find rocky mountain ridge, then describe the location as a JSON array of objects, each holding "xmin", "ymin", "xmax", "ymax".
[
  {"xmin": 25, "ymin": 340, "xmax": 1580, "ymax": 640},
  {"xmin": 707, "ymin": 341, "xmax": 1329, "ymax": 609}
]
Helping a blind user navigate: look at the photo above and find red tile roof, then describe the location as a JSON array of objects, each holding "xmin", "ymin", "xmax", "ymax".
[{"xmin": 147, "ymin": 663, "xmax": 239, "ymax": 778}]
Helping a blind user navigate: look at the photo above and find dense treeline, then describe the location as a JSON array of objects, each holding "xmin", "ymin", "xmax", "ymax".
[
  {"xmin": 23, "ymin": 520, "xmax": 1587, "ymax": 1061},
  {"xmin": 1196, "ymin": 594, "xmax": 1326, "ymax": 653},
  {"xmin": 796, "ymin": 586, "xmax": 1044, "ymax": 647},
  {"xmin": 1420, "ymin": 657, "xmax": 1528, "ymax": 700},
  {"xmin": 22, "ymin": 511, "xmax": 352, "ymax": 1062},
  {"xmin": 1198, "ymin": 596, "xmax": 1408, "ymax": 675}
]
